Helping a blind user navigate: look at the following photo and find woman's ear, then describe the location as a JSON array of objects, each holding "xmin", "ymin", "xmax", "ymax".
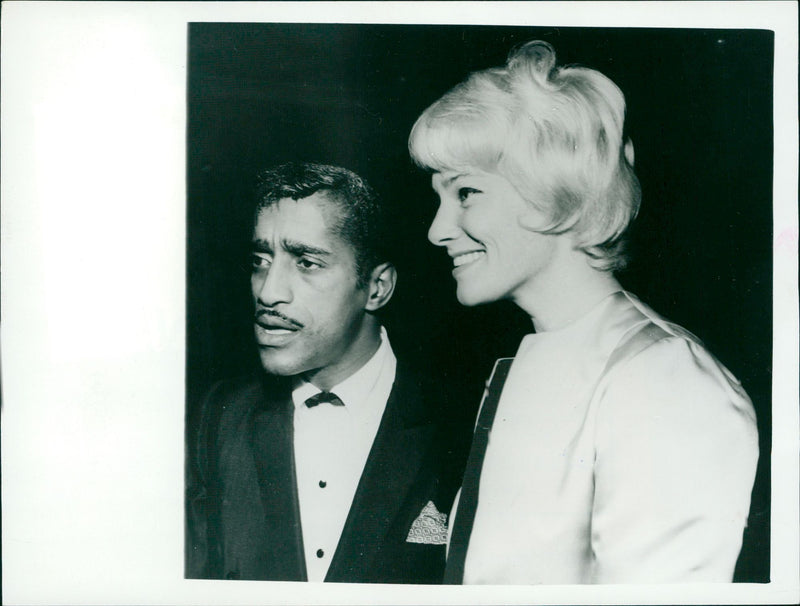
[{"xmin": 365, "ymin": 262, "xmax": 397, "ymax": 312}]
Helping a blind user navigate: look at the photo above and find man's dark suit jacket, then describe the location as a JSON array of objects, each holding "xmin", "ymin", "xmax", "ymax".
[{"xmin": 185, "ymin": 362, "xmax": 472, "ymax": 584}]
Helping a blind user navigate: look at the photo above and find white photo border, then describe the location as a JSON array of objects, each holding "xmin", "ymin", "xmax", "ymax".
[{"xmin": 2, "ymin": 2, "xmax": 797, "ymax": 605}]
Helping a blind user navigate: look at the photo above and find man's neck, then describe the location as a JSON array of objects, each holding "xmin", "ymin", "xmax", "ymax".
[{"xmin": 302, "ymin": 321, "xmax": 383, "ymax": 392}]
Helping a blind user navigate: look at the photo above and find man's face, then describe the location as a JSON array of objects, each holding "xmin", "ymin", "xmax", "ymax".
[{"xmin": 251, "ymin": 193, "xmax": 373, "ymax": 388}]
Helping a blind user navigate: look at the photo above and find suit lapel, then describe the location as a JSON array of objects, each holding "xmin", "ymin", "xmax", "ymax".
[
  {"xmin": 326, "ymin": 366, "xmax": 435, "ymax": 582},
  {"xmin": 249, "ymin": 377, "xmax": 308, "ymax": 581}
]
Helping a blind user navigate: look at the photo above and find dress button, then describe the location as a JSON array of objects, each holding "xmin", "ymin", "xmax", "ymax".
[
  {"xmin": 319, "ymin": 480, "xmax": 327, "ymax": 488},
  {"xmin": 316, "ymin": 549, "xmax": 325, "ymax": 558}
]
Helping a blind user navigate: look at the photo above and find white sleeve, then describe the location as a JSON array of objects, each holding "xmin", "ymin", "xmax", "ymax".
[{"xmin": 591, "ymin": 336, "xmax": 759, "ymax": 583}]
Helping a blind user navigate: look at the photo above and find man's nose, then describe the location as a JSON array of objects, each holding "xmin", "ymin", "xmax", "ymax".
[
  {"xmin": 427, "ymin": 202, "xmax": 460, "ymax": 246},
  {"xmin": 254, "ymin": 261, "xmax": 292, "ymax": 306}
]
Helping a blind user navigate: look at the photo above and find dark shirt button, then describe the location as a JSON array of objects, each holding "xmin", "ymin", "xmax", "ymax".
[
  {"xmin": 226, "ymin": 570, "xmax": 240, "ymax": 580},
  {"xmin": 319, "ymin": 480, "xmax": 327, "ymax": 488},
  {"xmin": 316, "ymin": 549, "xmax": 324, "ymax": 558}
]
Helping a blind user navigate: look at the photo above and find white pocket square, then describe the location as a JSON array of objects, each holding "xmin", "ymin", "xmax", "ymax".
[{"xmin": 406, "ymin": 501, "xmax": 448, "ymax": 545}]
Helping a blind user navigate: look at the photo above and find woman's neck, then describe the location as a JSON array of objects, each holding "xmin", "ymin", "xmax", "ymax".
[{"xmin": 513, "ymin": 253, "xmax": 622, "ymax": 333}]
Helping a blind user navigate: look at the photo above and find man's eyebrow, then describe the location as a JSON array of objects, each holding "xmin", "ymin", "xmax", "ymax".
[
  {"xmin": 251, "ymin": 239, "xmax": 272, "ymax": 253},
  {"xmin": 282, "ymin": 238, "xmax": 332, "ymax": 257}
]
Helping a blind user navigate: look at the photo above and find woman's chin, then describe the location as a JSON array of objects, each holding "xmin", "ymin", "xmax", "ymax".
[{"xmin": 456, "ymin": 287, "xmax": 495, "ymax": 307}]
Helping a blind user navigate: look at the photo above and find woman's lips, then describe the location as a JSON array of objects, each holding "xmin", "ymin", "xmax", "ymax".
[
  {"xmin": 452, "ymin": 250, "xmax": 486, "ymax": 268},
  {"xmin": 451, "ymin": 250, "xmax": 486, "ymax": 275}
]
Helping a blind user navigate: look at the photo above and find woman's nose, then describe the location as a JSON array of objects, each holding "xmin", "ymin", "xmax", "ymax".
[{"xmin": 427, "ymin": 202, "xmax": 461, "ymax": 246}]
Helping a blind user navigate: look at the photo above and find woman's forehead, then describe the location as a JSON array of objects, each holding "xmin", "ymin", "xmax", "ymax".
[
  {"xmin": 431, "ymin": 170, "xmax": 461, "ymax": 187},
  {"xmin": 432, "ymin": 168, "xmax": 495, "ymax": 188}
]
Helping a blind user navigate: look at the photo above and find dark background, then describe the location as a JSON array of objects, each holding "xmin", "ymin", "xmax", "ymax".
[{"xmin": 186, "ymin": 24, "xmax": 773, "ymax": 582}]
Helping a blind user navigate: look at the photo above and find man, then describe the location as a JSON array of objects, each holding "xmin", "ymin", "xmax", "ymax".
[{"xmin": 186, "ymin": 162, "xmax": 469, "ymax": 583}]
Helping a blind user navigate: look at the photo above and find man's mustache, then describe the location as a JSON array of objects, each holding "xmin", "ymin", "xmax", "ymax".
[{"xmin": 255, "ymin": 308, "xmax": 304, "ymax": 330}]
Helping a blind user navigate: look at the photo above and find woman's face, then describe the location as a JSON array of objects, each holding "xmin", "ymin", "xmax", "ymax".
[{"xmin": 428, "ymin": 169, "xmax": 562, "ymax": 308}]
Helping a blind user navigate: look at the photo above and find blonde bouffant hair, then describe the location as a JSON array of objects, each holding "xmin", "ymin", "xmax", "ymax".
[{"xmin": 409, "ymin": 41, "xmax": 641, "ymax": 271}]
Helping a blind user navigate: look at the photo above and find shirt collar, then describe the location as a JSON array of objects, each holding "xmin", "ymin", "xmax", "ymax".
[{"xmin": 291, "ymin": 327, "xmax": 394, "ymax": 417}]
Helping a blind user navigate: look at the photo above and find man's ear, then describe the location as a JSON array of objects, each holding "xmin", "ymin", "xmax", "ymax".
[{"xmin": 365, "ymin": 262, "xmax": 397, "ymax": 312}]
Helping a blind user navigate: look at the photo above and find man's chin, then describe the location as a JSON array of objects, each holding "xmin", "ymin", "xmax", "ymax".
[{"xmin": 257, "ymin": 348, "xmax": 306, "ymax": 378}]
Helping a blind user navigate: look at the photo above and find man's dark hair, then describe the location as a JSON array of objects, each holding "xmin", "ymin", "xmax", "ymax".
[{"xmin": 254, "ymin": 162, "xmax": 391, "ymax": 286}]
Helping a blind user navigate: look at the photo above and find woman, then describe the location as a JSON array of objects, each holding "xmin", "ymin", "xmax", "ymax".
[{"xmin": 408, "ymin": 41, "xmax": 758, "ymax": 584}]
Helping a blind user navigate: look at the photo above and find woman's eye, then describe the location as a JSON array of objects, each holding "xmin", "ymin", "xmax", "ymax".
[{"xmin": 458, "ymin": 187, "xmax": 481, "ymax": 202}]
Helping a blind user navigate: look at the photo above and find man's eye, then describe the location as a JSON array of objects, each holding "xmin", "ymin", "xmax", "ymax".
[
  {"xmin": 251, "ymin": 254, "xmax": 271, "ymax": 270},
  {"xmin": 458, "ymin": 187, "xmax": 481, "ymax": 202},
  {"xmin": 297, "ymin": 258, "xmax": 322, "ymax": 271}
]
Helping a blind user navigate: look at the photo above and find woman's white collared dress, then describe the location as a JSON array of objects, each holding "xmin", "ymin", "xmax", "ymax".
[{"xmin": 459, "ymin": 291, "xmax": 759, "ymax": 584}]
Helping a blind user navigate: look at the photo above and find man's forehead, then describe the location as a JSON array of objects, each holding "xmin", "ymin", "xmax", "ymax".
[
  {"xmin": 253, "ymin": 192, "xmax": 349, "ymax": 249},
  {"xmin": 258, "ymin": 191, "xmax": 342, "ymax": 219}
]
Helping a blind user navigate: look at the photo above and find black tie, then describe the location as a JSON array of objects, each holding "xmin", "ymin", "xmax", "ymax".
[
  {"xmin": 304, "ymin": 391, "xmax": 345, "ymax": 408},
  {"xmin": 444, "ymin": 357, "xmax": 514, "ymax": 584}
]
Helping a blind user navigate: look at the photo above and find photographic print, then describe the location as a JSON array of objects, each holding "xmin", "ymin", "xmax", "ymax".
[
  {"xmin": 186, "ymin": 22, "xmax": 772, "ymax": 585},
  {"xmin": 2, "ymin": 2, "xmax": 797, "ymax": 605}
]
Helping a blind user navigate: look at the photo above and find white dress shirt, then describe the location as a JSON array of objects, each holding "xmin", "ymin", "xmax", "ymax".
[
  {"xmin": 291, "ymin": 328, "xmax": 396, "ymax": 582},
  {"xmin": 458, "ymin": 291, "xmax": 758, "ymax": 584}
]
